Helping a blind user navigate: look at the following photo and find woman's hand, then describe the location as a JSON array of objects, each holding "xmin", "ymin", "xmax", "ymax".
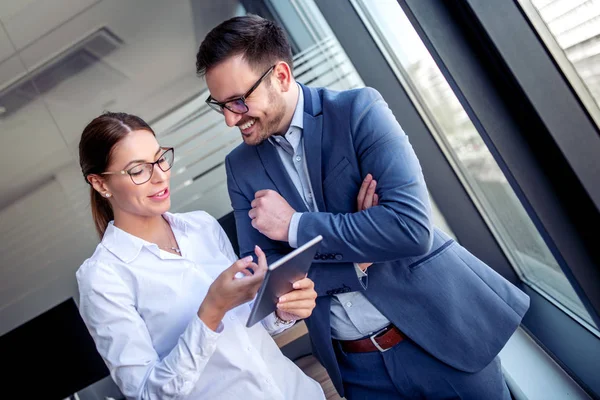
[
  {"xmin": 275, "ymin": 277, "xmax": 317, "ymax": 321},
  {"xmin": 198, "ymin": 245, "xmax": 268, "ymax": 331},
  {"xmin": 356, "ymin": 174, "xmax": 379, "ymax": 271}
]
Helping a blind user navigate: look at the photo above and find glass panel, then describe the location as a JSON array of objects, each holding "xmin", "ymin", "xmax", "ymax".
[
  {"xmin": 518, "ymin": 0, "xmax": 600, "ymax": 125},
  {"xmin": 0, "ymin": 4, "xmax": 456, "ymax": 397},
  {"xmin": 532, "ymin": 0, "xmax": 600, "ymax": 105},
  {"xmin": 352, "ymin": 0, "xmax": 598, "ymax": 332}
]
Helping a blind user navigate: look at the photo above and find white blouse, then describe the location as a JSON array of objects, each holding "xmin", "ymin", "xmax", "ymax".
[{"xmin": 77, "ymin": 211, "xmax": 324, "ymax": 400}]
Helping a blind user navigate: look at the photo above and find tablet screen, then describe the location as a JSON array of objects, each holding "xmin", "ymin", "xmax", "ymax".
[{"xmin": 246, "ymin": 235, "xmax": 323, "ymax": 328}]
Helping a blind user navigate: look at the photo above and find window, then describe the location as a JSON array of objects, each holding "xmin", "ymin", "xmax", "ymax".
[
  {"xmin": 518, "ymin": 0, "xmax": 600, "ymax": 127},
  {"xmin": 352, "ymin": 0, "xmax": 598, "ymax": 332}
]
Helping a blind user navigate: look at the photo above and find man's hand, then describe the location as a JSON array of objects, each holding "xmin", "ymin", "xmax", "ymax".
[
  {"xmin": 356, "ymin": 174, "xmax": 379, "ymax": 271},
  {"xmin": 276, "ymin": 277, "xmax": 317, "ymax": 321},
  {"xmin": 357, "ymin": 173, "xmax": 379, "ymax": 211},
  {"xmin": 249, "ymin": 189, "xmax": 296, "ymax": 241}
]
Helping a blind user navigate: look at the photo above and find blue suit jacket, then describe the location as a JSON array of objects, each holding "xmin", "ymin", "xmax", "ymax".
[{"xmin": 225, "ymin": 84, "xmax": 530, "ymax": 394}]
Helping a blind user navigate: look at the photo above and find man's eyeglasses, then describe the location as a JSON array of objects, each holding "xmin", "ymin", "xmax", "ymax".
[
  {"xmin": 101, "ymin": 147, "xmax": 175, "ymax": 185},
  {"xmin": 205, "ymin": 65, "xmax": 275, "ymax": 115}
]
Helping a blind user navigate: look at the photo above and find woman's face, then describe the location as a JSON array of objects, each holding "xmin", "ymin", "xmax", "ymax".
[{"xmin": 101, "ymin": 129, "xmax": 172, "ymax": 219}]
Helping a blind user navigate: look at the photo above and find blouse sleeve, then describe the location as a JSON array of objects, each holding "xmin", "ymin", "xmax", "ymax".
[{"xmin": 77, "ymin": 261, "xmax": 221, "ymax": 400}]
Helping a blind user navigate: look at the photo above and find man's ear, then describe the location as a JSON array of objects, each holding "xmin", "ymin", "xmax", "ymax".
[
  {"xmin": 87, "ymin": 174, "xmax": 110, "ymax": 197},
  {"xmin": 273, "ymin": 61, "xmax": 293, "ymax": 92}
]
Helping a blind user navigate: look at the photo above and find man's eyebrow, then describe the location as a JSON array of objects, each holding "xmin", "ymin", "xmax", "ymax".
[
  {"xmin": 123, "ymin": 147, "xmax": 162, "ymax": 169},
  {"xmin": 213, "ymin": 93, "xmax": 243, "ymax": 103}
]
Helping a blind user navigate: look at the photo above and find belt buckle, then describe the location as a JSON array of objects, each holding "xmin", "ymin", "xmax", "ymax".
[{"xmin": 369, "ymin": 326, "xmax": 391, "ymax": 353}]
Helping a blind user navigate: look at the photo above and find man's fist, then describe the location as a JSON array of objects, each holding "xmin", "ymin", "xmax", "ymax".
[{"xmin": 248, "ymin": 189, "xmax": 296, "ymax": 241}]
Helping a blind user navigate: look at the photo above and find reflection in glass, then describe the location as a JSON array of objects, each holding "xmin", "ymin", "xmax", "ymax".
[
  {"xmin": 353, "ymin": 0, "xmax": 598, "ymax": 332},
  {"xmin": 528, "ymin": 0, "xmax": 600, "ymax": 109}
]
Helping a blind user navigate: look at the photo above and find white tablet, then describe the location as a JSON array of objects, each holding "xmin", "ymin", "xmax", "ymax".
[{"xmin": 246, "ymin": 235, "xmax": 323, "ymax": 328}]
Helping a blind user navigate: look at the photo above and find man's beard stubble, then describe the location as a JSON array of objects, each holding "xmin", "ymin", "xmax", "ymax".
[{"xmin": 243, "ymin": 87, "xmax": 286, "ymax": 146}]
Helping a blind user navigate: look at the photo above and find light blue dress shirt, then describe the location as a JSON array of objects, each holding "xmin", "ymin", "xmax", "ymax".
[{"xmin": 269, "ymin": 85, "xmax": 390, "ymax": 340}]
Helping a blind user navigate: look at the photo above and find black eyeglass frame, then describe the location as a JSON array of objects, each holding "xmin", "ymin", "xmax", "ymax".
[
  {"xmin": 101, "ymin": 147, "xmax": 175, "ymax": 185},
  {"xmin": 205, "ymin": 65, "xmax": 276, "ymax": 114}
]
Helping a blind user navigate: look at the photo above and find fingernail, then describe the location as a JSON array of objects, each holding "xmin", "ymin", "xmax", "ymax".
[
  {"xmin": 243, "ymin": 256, "xmax": 253, "ymax": 263},
  {"xmin": 293, "ymin": 282, "xmax": 299, "ymax": 289},
  {"xmin": 370, "ymin": 180, "xmax": 376, "ymax": 187},
  {"xmin": 279, "ymin": 296, "xmax": 286, "ymax": 302},
  {"xmin": 255, "ymin": 245, "xmax": 262, "ymax": 252}
]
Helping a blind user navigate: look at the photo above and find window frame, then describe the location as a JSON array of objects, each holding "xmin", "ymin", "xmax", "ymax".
[{"xmin": 313, "ymin": 0, "xmax": 600, "ymax": 396}]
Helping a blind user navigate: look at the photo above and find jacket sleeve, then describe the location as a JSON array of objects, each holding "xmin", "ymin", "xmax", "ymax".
[
  {"xmin": 297, "ymin": 88, "xmax": 434, "ymax": 262},
  {"xmin": 77, "ymin": 261, "xmax": 221, "ymax": 400},
  {"xmin": 225, "ymin": 156, "xmax": 365, "ymax": 297}
]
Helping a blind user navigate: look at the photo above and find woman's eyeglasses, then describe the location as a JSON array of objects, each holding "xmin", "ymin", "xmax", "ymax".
[{"xmin": 101, "ymin": 147, "xmax": 175, "ymax": 185}]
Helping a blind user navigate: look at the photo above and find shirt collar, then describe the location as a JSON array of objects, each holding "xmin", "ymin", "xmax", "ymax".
[
  {"xmin": 269, "ymin": 83, "xmax": 304, "ymax": 147},
  {"xmin": 289, "ymin": 83, "xmax": 304, "ymax": 130},
  {"xmin": 101, "ymin": 212, "xmax": 188, "ymax": 263}
]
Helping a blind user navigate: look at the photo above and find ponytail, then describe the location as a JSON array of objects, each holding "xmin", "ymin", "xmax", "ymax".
[{"xmin": 90, "ymin": 188, "xmax": 114, "ymax": 238}]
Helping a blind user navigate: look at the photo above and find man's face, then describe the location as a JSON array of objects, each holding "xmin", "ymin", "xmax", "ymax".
[{"xmin": 205, "ymin": 55, "xmax": 286, "ymax": 146}]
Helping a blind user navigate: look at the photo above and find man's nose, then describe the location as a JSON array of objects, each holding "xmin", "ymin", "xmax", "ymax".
[{"xmin": 223, "ymin": 109, "xmax": 243, "ymax": 127}]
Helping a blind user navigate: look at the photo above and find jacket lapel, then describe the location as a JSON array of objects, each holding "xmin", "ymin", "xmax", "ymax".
[
  {"xmin": 301, "ymin": 84, "xmax": 326, "ymax": 212},
  {"xmin": 256, "ymin": 143, "xmax": 309, "ymax": 213}
]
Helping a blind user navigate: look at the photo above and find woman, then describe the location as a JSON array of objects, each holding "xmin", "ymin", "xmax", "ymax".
[{"xmin": 76, "ymin": 112, "xmax": 324, "ymax": 399}]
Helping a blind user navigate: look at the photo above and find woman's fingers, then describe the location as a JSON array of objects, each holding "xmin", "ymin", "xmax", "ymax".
[
  {"xmin": 253, "ymin": 245, "xmax": 268, "ymax": 275},
  {"xmin": 279, "ymin": 279, "xmax": 317, "ymax": 303},
  {"xmin": 291, "ymin": 277, "xmax": 314, "ymax": 290},
  {"xmin": 277, "ymin": 300, "xmax": 316, "ymax": 319},
  {"xmin": 224, "ymin": 256, "xmax": 254, "ymax": 278}
]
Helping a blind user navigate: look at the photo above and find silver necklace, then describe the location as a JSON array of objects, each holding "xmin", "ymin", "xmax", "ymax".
[
  {"xmin": 159, "ymin": 244, "xmax": 181, "ymax": 254},
  {"xmin": 159, "ymin": 219, "xmax": 181, "ymax": 254}
]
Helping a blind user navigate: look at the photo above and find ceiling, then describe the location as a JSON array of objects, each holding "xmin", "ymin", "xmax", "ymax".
[
  {"xmin": 0, "ymin": 0, "xmax": 240, "ymax": 210},
  {"xmin": 0, "ymin": 0, "xmax": 243, "ymax": 334},
  {"xmin": 0, "ymin": 0, "xmax": 369, "ymax": 336}
]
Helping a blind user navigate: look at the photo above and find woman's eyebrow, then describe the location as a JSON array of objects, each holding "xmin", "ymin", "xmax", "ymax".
[{"xmin": 123, "ymin": 147, "xmax": 162, "ymax": 169}]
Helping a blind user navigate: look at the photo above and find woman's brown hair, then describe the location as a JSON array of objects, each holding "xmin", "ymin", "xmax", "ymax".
[{"xmin": 79, "ymin": 112, "xmax": 155, "ymax": 238}]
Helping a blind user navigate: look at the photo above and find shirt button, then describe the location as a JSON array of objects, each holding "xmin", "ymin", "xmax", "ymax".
[
  {"xmin": 295, "ymin": 156, "xmax": 302, "ymax": 162},
  {"xmin": 346, "ymin": 302, "xmax": 353, "ymax": 308},
  {"xmin": 275, "ymin": 137, "xmax": 280, "ymax": 142},
  {"xmin": 229, "ymin": 315, "xmax": 235, "ymax": 321},
  {"xmin": 247, "ymin": 346, "xmax": 251, "ymax": 352}
]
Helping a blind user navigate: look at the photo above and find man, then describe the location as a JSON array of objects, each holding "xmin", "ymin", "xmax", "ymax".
[{"xmin": 196, "ymin": 15, "xmax": 530, "ymax": 399}]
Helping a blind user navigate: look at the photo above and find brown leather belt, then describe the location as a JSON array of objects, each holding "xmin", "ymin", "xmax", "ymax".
[{"xmin": 338, "ymin": 325, "xmax": 405, "ymax": 353}]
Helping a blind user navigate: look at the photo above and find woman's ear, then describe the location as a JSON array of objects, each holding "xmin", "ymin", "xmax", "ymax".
[{"xmin": 87, "ymin": 174, "xmax": 110, "ymax": 197}]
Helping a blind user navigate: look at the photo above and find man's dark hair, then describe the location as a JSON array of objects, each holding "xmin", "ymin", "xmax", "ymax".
[{"xmin": 196, "ymin": 14, "xmax": 293, "ymax": 77}]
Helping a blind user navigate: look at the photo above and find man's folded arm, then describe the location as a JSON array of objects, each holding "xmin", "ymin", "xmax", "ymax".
[
  {"xmin": 226, "ymin": 156, "xmax": 364, "ymax": 297},
  {"xmin": 296, "ymin": 89, "xmax": 434, "ymax": 263}
]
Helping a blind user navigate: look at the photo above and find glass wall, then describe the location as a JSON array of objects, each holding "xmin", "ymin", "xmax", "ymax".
[
  {"xmin": 0, "ymin": 0, "xmax": 453, "ymax": 398},
  {"xmin": 530, "ymin": 0, "xmax": 600, "ymax": 107},
  {"xmin": 518, "ymin": 0, "xmax": 600, "ymax": 126},
  {"xmin": 351, "ymin": 0, "xmax": 598, "ymax": 333},
  {"xmin": 0, "ymin": 0, "xmax": 244, "ymax": 340}
]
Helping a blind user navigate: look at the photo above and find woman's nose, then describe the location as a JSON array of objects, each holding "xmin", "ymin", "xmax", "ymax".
[{"xmin": 152, "ymin": 164, "xmax": 169, "ymax": 183}]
